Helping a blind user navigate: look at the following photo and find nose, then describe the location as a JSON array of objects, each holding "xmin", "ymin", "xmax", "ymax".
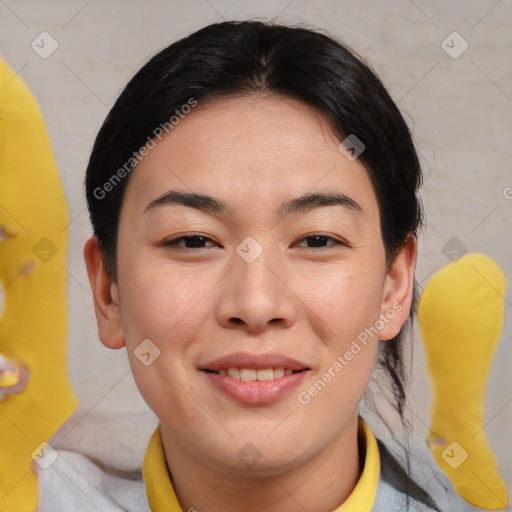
[{"xmin": 215, "ymin": 247, "xmax": 297, "ymax": 334}]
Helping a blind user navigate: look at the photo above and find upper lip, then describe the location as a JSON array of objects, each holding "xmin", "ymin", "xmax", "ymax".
[{"xmin": 199, "ymin": 352, "xmax": 310, "ymax": 371}]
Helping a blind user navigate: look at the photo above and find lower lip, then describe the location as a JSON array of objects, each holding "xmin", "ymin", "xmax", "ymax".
[{"xmin": 203, "ymin": 371, "xmax": 309, "ymax": 405}]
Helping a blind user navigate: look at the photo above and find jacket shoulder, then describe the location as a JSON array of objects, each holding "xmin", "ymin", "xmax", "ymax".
[{"xmin": 373, "ymin": 438, "xmax": 440, "ymax": 512}]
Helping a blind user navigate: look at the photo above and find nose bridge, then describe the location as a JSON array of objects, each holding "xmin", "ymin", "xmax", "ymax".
[
  {"xmin": 216, "ymin": 237, "xmax": 296, "ymax": 332},
  {"xmin": 233, "ymin": 238, "xmax": 281, "ymax": 304}
]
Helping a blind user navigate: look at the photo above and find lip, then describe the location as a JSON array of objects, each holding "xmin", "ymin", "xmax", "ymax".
[
  {"xmin": 199, "ymin": 351, "xmax": 309, "ymax": 372},
  {"xmin": 203, "ymin": 370, "xmax": 309, "ymax": 405},
  {"xmin": 199, "ymin": 352, "xmax": 310, "ymax": 405}
]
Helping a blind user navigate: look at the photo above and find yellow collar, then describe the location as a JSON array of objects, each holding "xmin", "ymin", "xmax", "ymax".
[{"xmin": 143, "ymin": 417, "xmax": 380, "ymax": 511}]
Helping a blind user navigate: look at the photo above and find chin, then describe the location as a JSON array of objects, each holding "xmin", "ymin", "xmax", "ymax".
[
  {"xmin": 218, "ymin": 449, "xmax": 308, "ymax": 478},
  {"xmin": 196, "ymin": 431, "xmax": 315, "ymax": 476}
]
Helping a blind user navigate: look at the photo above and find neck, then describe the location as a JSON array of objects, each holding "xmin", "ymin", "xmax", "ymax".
[{"xmin": 160, "ymin": 415, "xmax": 361, "ymax": 512}]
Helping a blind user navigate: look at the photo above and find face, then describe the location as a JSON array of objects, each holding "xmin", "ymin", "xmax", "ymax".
[{"xmin": 86, "ymin": 94, "xmax": 416, "ymax": 476}]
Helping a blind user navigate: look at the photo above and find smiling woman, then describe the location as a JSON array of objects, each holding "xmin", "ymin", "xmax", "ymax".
[{"xmin": 78, "ymin": 19, "xmax": 441, "ymax": 512}]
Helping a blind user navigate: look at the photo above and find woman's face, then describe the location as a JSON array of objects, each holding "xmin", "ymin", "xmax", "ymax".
[{"xmin": 96, "ymin": 94, "xmax": 415, "ymax": 474}]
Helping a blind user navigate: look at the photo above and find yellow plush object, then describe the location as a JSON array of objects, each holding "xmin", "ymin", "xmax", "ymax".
[
  {"xmin": 419, "ymin": 252, "xmax": 508, "ymax": 509},
  {"xmin": 0, "ymin": 60, "xmax": 78, "ymax": 511}
]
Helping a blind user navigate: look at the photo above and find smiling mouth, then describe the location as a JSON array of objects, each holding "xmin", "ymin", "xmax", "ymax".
[{"xmin": 202, "ymin": 368, "xmax": 307, "ymax": 381}]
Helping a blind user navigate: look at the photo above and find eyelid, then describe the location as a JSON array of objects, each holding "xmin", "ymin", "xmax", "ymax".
[
  {"xmin": 162, "ymin": 232, "xmax": 349, "ymax": 250},
  {"xmin": 294, "ymin": 233, "xmax": 349, "ymax": 248},
  {"xmin": 162, "ymin": 232, "xmax": 220, "ymax": 248}
]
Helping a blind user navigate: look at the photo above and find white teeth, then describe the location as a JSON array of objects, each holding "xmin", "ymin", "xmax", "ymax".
[
  {"xmin": 240, "ymin": 368, "xmax": 257, "ymax": 381},
  {"xmin": 227, "ymin": 367, "xmax": 240, "ymax": 379},
  {"xmin": 256, "ymin": 368, "xmax": 274, "ymax": 381},
  {"xmin": 273, "ymin": 368, "xmax": 285, "ymax": 378},
  {"xmin": 220, "ymin": 367, "xmax": 295, "ymax": 381}
]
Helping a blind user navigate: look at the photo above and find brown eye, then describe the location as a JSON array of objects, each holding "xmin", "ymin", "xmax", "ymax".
[
  {"xmin": 163, "ymin": 234, "xmax": 218, "ymax": 249},
  {"xmin": 295, "ymin": 234, "xmax": 344, "ymax": 249}
]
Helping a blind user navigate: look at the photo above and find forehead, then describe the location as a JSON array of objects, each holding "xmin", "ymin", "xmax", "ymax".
[{"xmin": 121, "ymin": 94, "xmax": 380, "ymax": 222}]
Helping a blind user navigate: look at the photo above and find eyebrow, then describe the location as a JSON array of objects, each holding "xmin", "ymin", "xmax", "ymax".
[{"xmin": 144, "ymin": 189, "xmax": 363, "ymax": 217}]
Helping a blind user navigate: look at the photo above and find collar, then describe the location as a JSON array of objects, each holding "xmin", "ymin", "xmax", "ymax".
[{"xmin": 143, "ymin": 417, "xmax": 380, "ymax": 511}]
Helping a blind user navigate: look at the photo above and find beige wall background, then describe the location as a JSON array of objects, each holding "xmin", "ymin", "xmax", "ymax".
[{"xmin": 1, "ymin": 0, "xmax": 511, "ymax": 506}]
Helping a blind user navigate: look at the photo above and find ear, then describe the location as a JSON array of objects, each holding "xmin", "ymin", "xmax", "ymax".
[
  {"xmin": 378, "ymin": 233, "xmax": 418, "ymax": 340},
  {"xmin": 83, "ymin": 236, "xmax": 126, "ymax": 349}
]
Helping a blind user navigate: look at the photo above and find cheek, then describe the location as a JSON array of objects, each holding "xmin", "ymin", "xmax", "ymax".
[
  {"xmin": 116, "ymin": 252, "xmax": 211, "ymax": 412},
  {"xmin": 118, "ymin": 259, "xmax": 207, "ymax": 434},
  {"xmin": 296, "ymin": 270, "xmax": 381, "ymax": 420},
  {"xmin": 299, "ymin": 343, "xmax": 377, "ymax": 432},
  {"xmin": 298, "ymin": 262, "xmax": 385, "ymax": 349},
  {"xmin": 294, "ymin": 262, "xmax": 383, "ymax": 407},
  {"xmin": 117, "ymin": 250, "xmax": 207, "ymax": 345}
]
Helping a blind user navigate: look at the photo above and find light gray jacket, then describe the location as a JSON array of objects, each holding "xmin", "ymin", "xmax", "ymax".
[{"xmin": 35, "ymin": 438, "xmax": 479, "ymax": 511}]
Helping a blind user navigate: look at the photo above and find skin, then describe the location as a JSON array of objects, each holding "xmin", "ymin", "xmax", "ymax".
[{"xmin": 84, "ymin": 93, "xmax": 417, "ymax": 512}]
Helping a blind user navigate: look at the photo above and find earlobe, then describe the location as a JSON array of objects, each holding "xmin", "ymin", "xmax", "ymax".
[
  {"xmin": 83, "ymin": 236, "xmax": 126, "ymax": 349},
  {"xmin": 378, "ymin": 234, "xmax": 418, "ymax": 341}
]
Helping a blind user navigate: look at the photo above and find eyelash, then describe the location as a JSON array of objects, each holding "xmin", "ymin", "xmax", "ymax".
[{"xmin": 162, "ymin": 233, "xmax": 346, "ymax": 251}]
